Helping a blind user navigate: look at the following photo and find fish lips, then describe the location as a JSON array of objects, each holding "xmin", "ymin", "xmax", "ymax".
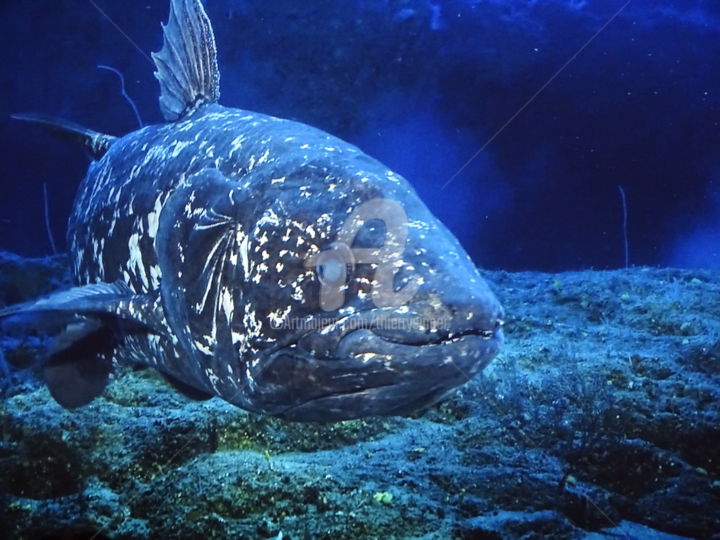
[
  {"xmin": 338, "ymin": 314, "xmax": 504, "ymax": 383},
  {"xmin": 277, "ymin": 330, "xmax": 502, "ymax": 421},
  {"xmin": 272, "ymin": 305, "xmax": 504, "ymax": 420},
  {"xmin": 296, "ymin": 302, "xmax": 504, "ymax": 360}
]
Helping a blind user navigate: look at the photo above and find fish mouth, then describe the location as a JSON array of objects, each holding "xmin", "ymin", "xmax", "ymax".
[
  {"xmin": 274, "ymin": 326, "xmax": 503, "ymax": 422},
  {"xmin": 294, "ymin": 302, "xmax": 504, "ymax": 356},
  {"xmin": 334, "ymin": 323, "xmax": 504, "ymax": 375},
  {"xmin": 255, "ymin": 302, "xmax": 504, "ymax": 421},
  {"xmin": 368, "ymin": 324, "xmax": 500, "ymax": 346}
]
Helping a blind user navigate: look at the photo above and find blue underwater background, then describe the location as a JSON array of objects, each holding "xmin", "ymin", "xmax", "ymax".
[
  {"xmin": 1, "ymin": 1, "xmax": 720, "ymax": 539},
  {"xmin": 1, "ymin": 0, "xmax": 719, "ymax": 271}
]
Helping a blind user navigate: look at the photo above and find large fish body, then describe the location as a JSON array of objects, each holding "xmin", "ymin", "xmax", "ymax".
[{"xmin": 2, "ymin": 0, "xmax": 504, "ymax": 421}]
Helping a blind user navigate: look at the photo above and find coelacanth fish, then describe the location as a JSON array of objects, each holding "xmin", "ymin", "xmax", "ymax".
[{"xmin": 0, "ymin": 0, "xmax": 504, "ymax": 421}]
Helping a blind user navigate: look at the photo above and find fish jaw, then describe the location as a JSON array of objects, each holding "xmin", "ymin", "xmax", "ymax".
[{"xmin": 232, "ymin": 265, "xmax": 504, "ymax": 421}]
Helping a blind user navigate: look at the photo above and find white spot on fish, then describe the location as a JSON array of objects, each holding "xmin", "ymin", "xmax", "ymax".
[
  {"xmin": 127, "ymin": 233, "xmax": 149, "ymax": 289},
  {"xmin": 257, "ymin": 207, "xmax": 281, "ymax": 228},
  {"xmin": 230, "ymin": 135, "xmax": 246, "ymax": 157},
  {"xmin": 232, "ymin": 330, "xmax": 245, "ymax": 345},
  {"xmin": 220, "ymin": 287, "xmax": 234, "ymax": 322},
  {"xmin": 257, "ymin": 148, "xmax": 271, "ymax": 166},
  {"xmin": 238, "ymin": 231, "xmax": 251, "ymax": 279},
  {"xmin": 147, "ymin": 193, "xmax": 164, "ymax": 240},
  {"xmin": 268, "ymin": 306, "xmax": 291, "ymax": 327}
]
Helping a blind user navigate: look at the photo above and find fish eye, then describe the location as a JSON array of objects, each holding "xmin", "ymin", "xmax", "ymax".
[
  {"xmin": 352, "ymin": 218, "xmax": 387, "ymax": 249},
  {"xmin": 318, "ymin": 257, "xmax": 344, "ymax": 284},
  {"xmin": 315, "ymin": 242, "xmax": 354, "ymax": 287}
]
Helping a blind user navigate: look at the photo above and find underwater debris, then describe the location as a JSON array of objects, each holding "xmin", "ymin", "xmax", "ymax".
[
  {"xmin": 42, "ymin": 182, "xmax": 57, "ymax": 255},
  {"xmin": 97, "ymin": 64, "xmax": 144, "ymax": 129}
]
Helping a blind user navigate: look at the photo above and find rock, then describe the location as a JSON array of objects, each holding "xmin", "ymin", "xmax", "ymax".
[
  {"xmin": 1, "ymin": 253, "xmax": 719, "ymax": 538},
  {"xmin": 0, "ymin": 252, "xmax": 70, "ymax": 307}
]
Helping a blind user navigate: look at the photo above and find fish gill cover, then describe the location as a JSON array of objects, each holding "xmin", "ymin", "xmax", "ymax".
[{"xmin": 0, "ymin": 0, "xmax": 718, "ymax": 539}]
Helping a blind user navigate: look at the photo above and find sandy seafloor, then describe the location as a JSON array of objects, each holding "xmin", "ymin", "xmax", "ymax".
[{"xmin": 0, "ymin": 251, "xmax": 718, "ymax": 539}]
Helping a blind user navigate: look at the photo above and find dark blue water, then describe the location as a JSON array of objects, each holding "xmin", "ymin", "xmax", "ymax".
[{"xmin": 1, "ymin": 0, "xmax": 718, "ymax": 272}]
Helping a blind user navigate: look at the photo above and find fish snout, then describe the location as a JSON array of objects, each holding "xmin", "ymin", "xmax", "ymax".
[
  {"xmin": 434, "ymin": 282, "xmax": 505, "ymax": 339},
  {"xmin": 367, "ymin": 291, "xmax": 504, "ymax": 347}
]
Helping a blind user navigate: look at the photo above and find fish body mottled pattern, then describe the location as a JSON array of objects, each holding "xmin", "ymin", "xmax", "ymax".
[
  {"xmin": 1, "ymin": 0, "xmax": 504, "ymax": 420},
  {"xmin": 70, "ymin": 104, "xmax": 370, "ymax": 290},
  {"xmin": 67, "ymin": 103, "xmax": 430, "ymax": 408}
]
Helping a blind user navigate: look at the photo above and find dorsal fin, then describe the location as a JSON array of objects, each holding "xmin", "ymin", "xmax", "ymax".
[
  {"xmin": 152, "ymin": 0, "xmax": 220, "ymax": 122},
  {"xmin": 11, "ymin": 113, "xmax": 116, "ymax": 160}
]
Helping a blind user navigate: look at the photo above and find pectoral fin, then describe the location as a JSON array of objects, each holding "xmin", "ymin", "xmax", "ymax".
[
  {"xmin": 43, "ymin": 324, "xmax": 116, "ymax": 408},
  {"xmin": 0, "ymin": 282, "xmax": 164, "ymax": 333},
  {"xmin": 0, "ymin": 282, "xmax": 165, "ymax": 408}
]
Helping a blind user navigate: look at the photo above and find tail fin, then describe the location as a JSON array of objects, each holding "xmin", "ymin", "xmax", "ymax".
[{"xmin": 11, "ymin": 113, "xmax": 116, "ymax": 160}]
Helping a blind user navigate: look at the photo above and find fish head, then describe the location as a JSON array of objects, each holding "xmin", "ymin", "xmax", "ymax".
[{"xmin": 234, "ymin": 157, "xmax": 505, "ymax": 421}]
